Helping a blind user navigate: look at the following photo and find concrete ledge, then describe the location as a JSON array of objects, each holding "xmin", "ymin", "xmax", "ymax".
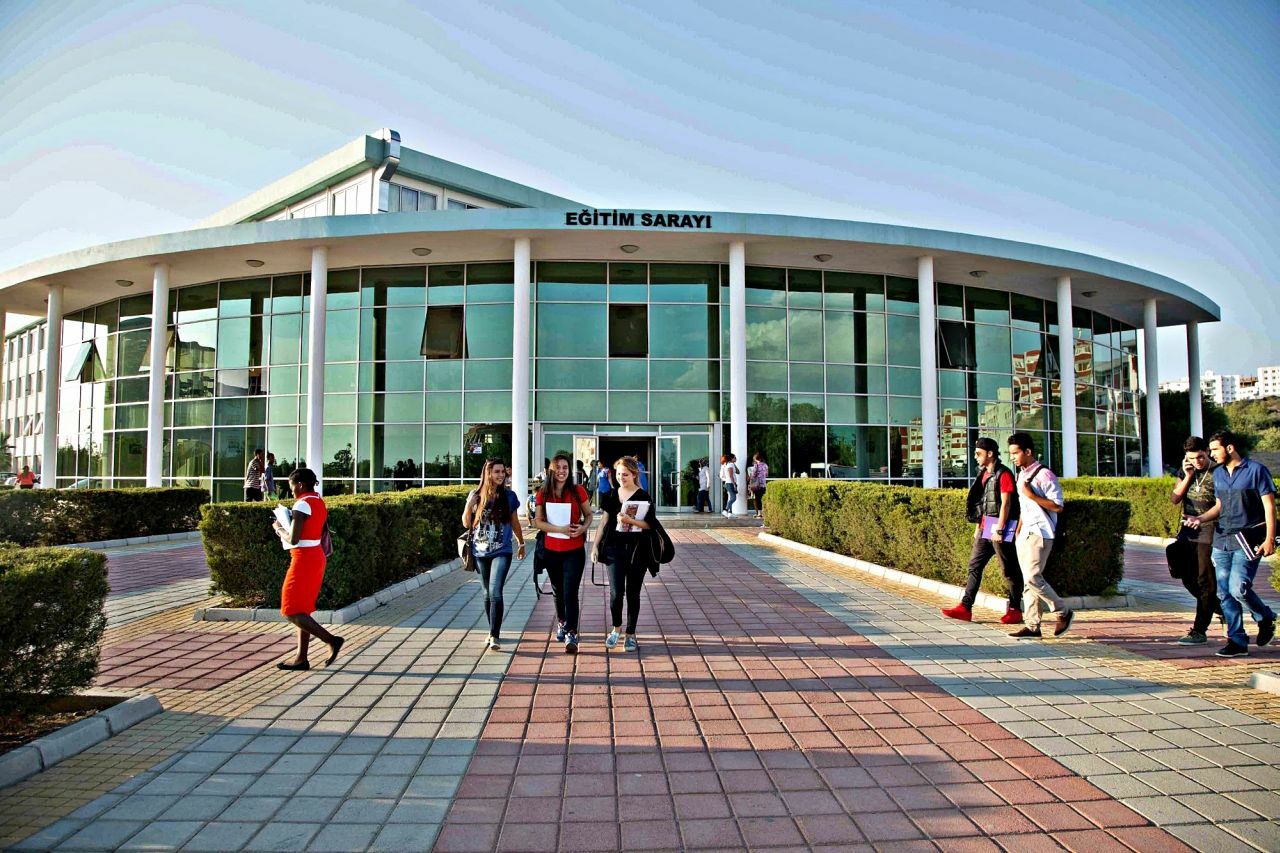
[
  {"xmin": 1125, "ymin": 533, "xmax": 1174, "ymax": 547},
  {"xmin": 1, "ymin": 693, "xmax": 163, "ymax": 790},
  {"xmin": 759, "ymin": 532, "xmax": 1135, "ymax": 611},
  {"xmin": 196, "ymin": 555, "xmax": 460, "ymax": 624},
  {"xmin": 60, "ymin": 530, "xmax": 202, "ymax": 551},
  {"xmin": 1250, "ymin": 671, "xmax": 1280, "ymax": 697}
]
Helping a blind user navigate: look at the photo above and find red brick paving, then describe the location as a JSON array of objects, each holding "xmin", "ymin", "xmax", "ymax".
[
  {"xmin": 436, "ymin": 532, "xmax": 1187, "ymax": 852},
  {"xmin": 95, "ymin": 631, "xmax": 292, "ymax": 690},
  {"xmin": 106, "ymin": 543, "xmax": 210, "ymax": 594}
]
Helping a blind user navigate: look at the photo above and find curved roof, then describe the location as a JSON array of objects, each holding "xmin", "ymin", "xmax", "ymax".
[{"xmin": 0, "ymin": 209, "xmax": 1219, "ymax": 327}]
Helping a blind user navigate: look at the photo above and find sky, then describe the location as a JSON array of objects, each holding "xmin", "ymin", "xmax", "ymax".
[{"xmin": 0, "ymin": 0, "xmax": 1276, "ymax": 383}]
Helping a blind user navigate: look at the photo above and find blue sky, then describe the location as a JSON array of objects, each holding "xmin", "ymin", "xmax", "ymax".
[{"xmin": 1, "ymin": 0, "xmax": 1275, "ymax": 382}]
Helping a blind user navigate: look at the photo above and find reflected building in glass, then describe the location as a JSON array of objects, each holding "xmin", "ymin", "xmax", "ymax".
[{"xmin": 0, "ymin": 130, "xmax": 1219, "ymax": 508}]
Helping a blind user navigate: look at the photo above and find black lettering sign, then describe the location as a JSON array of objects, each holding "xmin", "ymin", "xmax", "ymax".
[{"xmin": 564, "ymin": 210, "xmax": 713, "ymax": 229}]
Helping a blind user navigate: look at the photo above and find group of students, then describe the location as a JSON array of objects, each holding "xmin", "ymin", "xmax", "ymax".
[
  {"xmin": 717, "ymin": 452, "xmax": 769, "ymax": 518},
  {"xmin": 243, "ymin": 447, "xmax": 287, "ymax": 501},
  {"xmin": 462, "ymin": 453, "xmax": 664, "ymax": 655}
]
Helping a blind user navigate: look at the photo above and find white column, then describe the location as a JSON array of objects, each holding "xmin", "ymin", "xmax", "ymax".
[
  {"xmin": 145, "ymin": 264, "xmax": 170, "ymax": 487},
  {"xmin": 40, "ymin": 284, "xmax": 63, "ymax": 487},
  {"xmin": 512, "ymin": 237, "xmax": 532, "ymax": 493},
  {"xmin": 306, "ymin": 247, "xmax": 328, "ymax": 490},
  {"xmin": 1056, "ymin": 276, "xmax": 1078, "ymax": 478},
  {"xmin": 1143, "ymin": 297, "xmax": 1162, "ymax": 478},
  {"xmin": 1186, "ymin": 321, "xmax": 1202, "ymax": 438},
  {"xmin": 0, "ymin": 308, "xmax": 7, "ymax": 446},
  {"xmin": 917, "ymin": 256, "xmax": 939, "ymax": 487},
  {"xmin": 728, "ymin": 241, "xmax": 749, "ymax": 515}
]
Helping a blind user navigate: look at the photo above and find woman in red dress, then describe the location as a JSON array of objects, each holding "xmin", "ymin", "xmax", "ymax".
[{"xmin": 271, "ymin": 467, "xmax": 344, "ymax": 671}]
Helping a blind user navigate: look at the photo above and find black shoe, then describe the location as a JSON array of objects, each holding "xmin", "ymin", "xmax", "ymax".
[
  {"xmin": 1257, "ymin": 619, "xmax": 1275, "ymax": 648},
  {"xmin": 326, "ymin": 636, "xmax": 345, "ymax": 665},
  {"xmin": 1053, "ymin": 610, "xmax": 1075, "ymax": 637},
  {"xmin": 276, "ymin": 660, "xmax": 311, "ymax": 671},
  {"xmin": 1010, "ymin": 627, "xmax": 1042, "ymax": 639},
  {"xmin": 1216, "ymin": 642, "xmax": 1250, "ymax": 658}
]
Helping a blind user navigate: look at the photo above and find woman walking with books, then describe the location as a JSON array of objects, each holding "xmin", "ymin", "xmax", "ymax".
[
  {"xmin": 593, "ymin": 456, "xmax": 658, "ymax": 652},
  {"xmin": 534, "ymin": 452, "xmax": 592, "ymax": 653},
  {"xmin": 463, "ymin": 458, "xmax": 527, "ymax": 651},
  {"xmin": 271, "ymin": 468, "xmax": 344, "ymax": 671}
]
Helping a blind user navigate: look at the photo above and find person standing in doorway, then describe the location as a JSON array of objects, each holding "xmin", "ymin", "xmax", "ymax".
[
  {"xmin": 594, "ymin": 456, "xmax": 656, "ymax": 653},
  {"xmin": 1006, "ymin": 432, "xmax": 1073, "ymax": 639},
  {"xmin": 534, "ymin": 453, "xmax": 592, "ymax": 653},
  {"xmin": 1190, "ymin": 430, "xmax": 1276, "ymax": 657},
  {"xmin": 244, "ymin": 448, "xmax": 266, "ymax": 502},
  {"xmin": 595, "ymin": 460, "xmax": 612, "ymax": 509},
  {"xmin": 942, "ymin": 437, "xmax": 1023, "ymax": 624},
  {"xmin": 272, "ymin": 467, "xmax": 344, "ymax": 670},
  {"xmin": 463, "ymin": 459, "xmax": 527, "ymax": 652},
  {"xmin": 585, "ymin": 459, "xmax": 599, "ymax": 508},
  {"xmin": 637, "ymin": 458, "xmax": 649, "ymax": 491},
  {"xmin": 1168, "ymin": 436, "xmax": 1222, "ymax": 645},
  {"xmin": 720, "ymin": 454, "xmax": 739, "ymax": 516},
  {"xmin": 695, "ymin": 459, "xmax": 712, "ymax": 513},
  {"xmin": 748, "ymin": 452, "xmax": 769, "ymax": 519}
]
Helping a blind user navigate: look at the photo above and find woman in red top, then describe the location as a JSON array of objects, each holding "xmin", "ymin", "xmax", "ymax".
[
  {"xmin": 271, "ymin": 467, "xmax": 344, "ymax": 671},
  {"xmin": 534, "ymin": 453, "xmax": 592, "ymax": 653}
]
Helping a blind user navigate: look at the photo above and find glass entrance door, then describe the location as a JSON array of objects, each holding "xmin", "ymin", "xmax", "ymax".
[{"xmin": 658, "ymin": 436, "xmax": 685, "ymax": 512}]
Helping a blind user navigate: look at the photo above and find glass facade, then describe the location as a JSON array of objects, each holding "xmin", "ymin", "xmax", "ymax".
[{"xmin": 54, "ymin": 260, "xmax": 1141, "ymax": 498}]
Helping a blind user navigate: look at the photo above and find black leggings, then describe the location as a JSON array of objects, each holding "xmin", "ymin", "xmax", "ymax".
[
  {"xmin": 545, "ymin": 547, "xmax": 586, "ymax": 633},
  {"xmin": 607, "ymin": 558, "xmax": 649, "ymax": 635}
]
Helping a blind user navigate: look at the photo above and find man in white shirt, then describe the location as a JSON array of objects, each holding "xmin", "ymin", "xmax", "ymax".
[
  {"xmin": 1006, "ymin": 432, "xmax": 1074, "ymax": 639},
  {"xmin": 695, "ymin": 460, "xmax": 712, "ymax": 513}
]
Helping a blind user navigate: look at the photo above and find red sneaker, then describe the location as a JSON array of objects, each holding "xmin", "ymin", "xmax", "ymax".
[
  {"xmin": 941, "ymin": 604, "xmax": 972, "ymax": 621},
  {"xmin": 1000, "ymin": 608, "xmax": 1023, "ymax": 625}
]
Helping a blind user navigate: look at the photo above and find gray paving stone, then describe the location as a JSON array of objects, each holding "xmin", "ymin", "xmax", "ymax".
[
  {"xmin": 1132, "ymin": 770, "xmax": 1210, "ymax": 796},
  {"xmin": 268, "ymin": 753, "xmax": 327, "ymax": 774},
  {"xmin": 370, "ymin": 823, "xmax": 441, "ymax": 852},
  {"xmin": 57, "ymin": 820, "xmax": 145, "ymax": 850},
  {"xmin": 330, "ymin": 798, "xmax": 396, "ymax": 824},
  {"xmin": 160, "ymin": 794, "xmax": 233, "ymax": 821},
  {"xmin": 306, "ymin": 823, "xmax": 380, "ymax": 852},
  {"xmin": 10, "ymin": 819, "xmax": 85, "ymax": 850},
  {"xmin": 1183, "ymin": 767, "xmax": 1263, "ymax": 793},
  {"xmin": 1175, "ymin": 792, "xmax": 1264, "ymax": 823},
  {"xmin": 219, "ymin": 796, "xmax": 288, "ymax": 822},
  {"xmin": 182, "ymin": 820, "xmax": 262, "ymax": 851},
  {"xmin": 101, "ymin": 794, "xmax": 180, "ymax": 821},
  {"xmin": 67, "ymin": 793, "xmax": 123, "ymax": 821},
  {"xmin": 1221, "ymin": 820, "xmax": 1280, "ymax": 850},
  {"xmin": 1225, "ymin": 788, "xmax": 1280, "ymax": 819},
  {"xmin": 348, "ymin": 773, "xmax": 411, "ymax": 799},
  {"xmin": 387, "ymin": 797, "xmax": 450, "ymax": 824},
  {"xmin": 191, "ymin": 773, "xmax": 259, "ymax": 797},
  {"xmin": 1166, "ymin": 823, "xmax": 1259, "ymax": 853},
  {"xmin": 402, "ymin": 774, "xmax": 461, "ymax": 799},
  {"xmin": 244, "ymin": 773, "xmax": 309, "ymax": 798},
  {"xmin": 281, "ymin": 796, "xmax": 343, "ymax": 822},
  {"xmin": 221, "ymin": 753, "xmax": 278, "ymax": 774},
  {"xmin": 118, "ymin": 820, "xmax": 203, "ymax": 851},
  {"xmin": 244, "ymin": 821, "xmax": 322, "ymax": 852},
  {"xmin": 1124, "ymin": 795, "xmax": 1208, "ymax": 825}
]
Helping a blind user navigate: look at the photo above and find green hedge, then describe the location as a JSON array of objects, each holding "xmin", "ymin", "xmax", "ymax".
[
  {"xmin": 765, "ymin": 480, "xmax": 1129, "ymax": 598},
  {"xmin": 1061, "ymin": 477, "xmax": 1180, "ymax": 538},
  {"xmin": 201, "ymin": 485, "xmax": 471, "ymax": 609},
  {"xmin": 0, "ymin": 488, "xmax": 208, "ymax": 547},
  {"xmin": 0, "ymin": 545, "xmax": 108, "ymax": 714}
]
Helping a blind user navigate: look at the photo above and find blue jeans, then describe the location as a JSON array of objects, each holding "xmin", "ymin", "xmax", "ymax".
[
  {"xmin": 476, "ymin": 552, "xmax": 513, "ymax": 639},
  {"xmin": 723, "ymin": 483, "xmax": 737, "ymax": 512},
  {"xmin": 1212, "ymin": 546, "xmax": 1275, "ymax": 647}
]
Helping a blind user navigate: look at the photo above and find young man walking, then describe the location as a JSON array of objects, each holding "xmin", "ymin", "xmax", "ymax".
[
  {"xmin": 1006, "ymin": 432, "xmax": 1073, "ymax": 639},
  {"xmin": 1168, "ymin": 436, "xmax": 1222, "ymax": 644},
  {"xmin": 1191, "ymin": 430, "xmax": 1276, "ymax": 658},
  {"xmin": 942, "ymin": 437, "xmax": 1023, "ymax": 623}
]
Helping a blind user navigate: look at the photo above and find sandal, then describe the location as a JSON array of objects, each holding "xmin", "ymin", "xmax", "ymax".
[
  {"xmin": 326, "ymin": 636, "xmax": 345, "ymax": 666},
  {"xmin": 276, "ymin": 660, "xmax": 310, "ymax": 671}
]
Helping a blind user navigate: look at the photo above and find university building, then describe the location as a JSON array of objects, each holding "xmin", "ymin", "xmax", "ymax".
[{"xmin": 0, "ymin": 130, "xmax": 1218, "ymax": 509}]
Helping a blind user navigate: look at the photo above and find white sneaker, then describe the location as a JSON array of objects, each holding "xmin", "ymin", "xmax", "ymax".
[
  {"xmin": 605, "ymin": 629, "xmax": 620, "ymax": 649},
  {"xmin": 488, "ymin": 637, "xmax": 501, "ymax": 651}
]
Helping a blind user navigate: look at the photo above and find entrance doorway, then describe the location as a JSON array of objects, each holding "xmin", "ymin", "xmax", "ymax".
[{"xmin": 543, "ymin": 426, "xmax": 704, "ymax": 514}]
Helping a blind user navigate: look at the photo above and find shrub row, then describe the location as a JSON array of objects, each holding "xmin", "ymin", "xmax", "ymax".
[
  {"xmin": 0, "ymin": 545, "xmax": 108, "ymax": 714},
  {"xmin": 201, "ymin": 486, "xmax": 471, "ymax": 610},
  {"xmin": 0, "ymin": 488, "xmax": 208, "ymax": 547},
  {"xmin": 764, "ymin": 479, "xmax": 1129, "ymax": 598},
  {"xmin": 1060, "ymin": 477, "xmax": 1181, "ymax": 538}
]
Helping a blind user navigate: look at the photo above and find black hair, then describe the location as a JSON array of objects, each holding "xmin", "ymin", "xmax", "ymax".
[
  {"xmin": 1183, "ymin": 435, "xmax": 1208, "ymax": 453},
  {"xmin": 973, "ymin": 437, "xmax": 1000, "ymax": 454},
  {"xmin": 1008, "ymin": 432, "xmax": 1036, "ymax": 454},
  {"xmin": 289, "ymin": 467, "xmax": 318, "ymax": 491},
  {"xmin": 1209, "ymin": 429, "xmax": 1245, "ymax": 454}
]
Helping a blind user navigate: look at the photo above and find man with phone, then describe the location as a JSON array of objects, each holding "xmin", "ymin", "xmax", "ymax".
[
  {"xmin": 1191, "ymin": 429, "xmax": 1276, "ymax": 658},
  {"xmin": 1168, "ymin": 436, "xmax": 1222, "ymax": 644}
]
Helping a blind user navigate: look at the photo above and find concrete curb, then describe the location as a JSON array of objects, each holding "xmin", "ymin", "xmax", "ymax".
[
  {"xmin": 758, "ymin": 532, "xmax": 1136, "ymax": 611},
  {"xmin": 0, "ymin": 694, "xmax": 162, "ymax": 791},
  {"xmin": 1124, "ymin": 533, "xmax": 1173, "ymax": 547},
  {"xmin": 193, "ymin": 556, "xmax": 463, "ymax": 624},
  {"xmin": 1250, "ymin": 671, "xmax": 1280, "ymax": 698},
  {"xmin": 58, "ymin": 530, "xmax": 202, "ymax": 551}
]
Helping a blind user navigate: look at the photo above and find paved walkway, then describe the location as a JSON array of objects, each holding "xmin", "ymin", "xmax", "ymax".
[
  {"xmin": 100, "ymin": 542, "xmax": 212, "ymax": 628},
  {"xmin": 3, "ymin": 530, "xmax": 1278, "ymax": 851}
]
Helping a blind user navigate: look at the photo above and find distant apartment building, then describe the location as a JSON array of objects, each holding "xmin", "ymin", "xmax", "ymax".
[
  {"xmin": 2, "ymin": 320, "xmax": 47, "ymax": 476},
  {"xmin": 1260, "ymin": 365, "xmax": 1280, "ymax": 399},
  {"xmin": 1159, "ymin": 366, "xmax": 1280, "ymax": 406}
]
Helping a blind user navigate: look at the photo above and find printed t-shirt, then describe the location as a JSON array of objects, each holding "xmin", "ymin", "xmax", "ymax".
[
  {"xmin": 536, "ymin": 485, "xmax": 589, "ymax": 552},
  {"xmin": 469, "ymin": 488, "xmax": 522, "ymax": 557},
  {"xmin": 1181, "ymin": 467, "xmax": 1216, "ymax": 544},
  {"xmin": 1016, "ymin": 463, "xmax": 1063, "ymax": 541}
]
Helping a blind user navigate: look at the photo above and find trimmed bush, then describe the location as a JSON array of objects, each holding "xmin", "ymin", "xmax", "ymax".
[
  {"xmin": 1061, "ymin": 477, "xmax": 1181, "ymax": 538},
  {"xmin": 765, "ymin": 479, "xmax": 1129, "ymax": 598},
  {"xmin": 0, "ymin": 545, "xmax": 109, "ymax": 714},
  {"xmin": 201, "ymin": 485, "xmax": 471, "ymax": 609},
  {"xmin": 0, "ymin": 488, "xmax": 208, "ymax": 547}
]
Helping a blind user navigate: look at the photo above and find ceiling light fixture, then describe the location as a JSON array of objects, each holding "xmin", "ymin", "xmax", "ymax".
[
  {"xmin": 115, "ymin": 279, "xmax": 134, "ymax": 288},
  {"xmin": 411, "ymin": 247, "xmax": 432, "ymax": 256},
  {"xmin": 245, "ymin": 259, "xmax": 265, "ymax": 268},
  {"xmin": 1081, "ymin": 290, "xmax": 1097, "ymax": 298},
  {"xmin": 619, "ymin": 244, "xmax": 639, "ymax": 254},
  {"xmin": 813, "ymin": 254, "xmax": 832, "ymax": 263},
  {"xmin": 969, "ymin": 270, "xmax": 988, "ymax": 278}
]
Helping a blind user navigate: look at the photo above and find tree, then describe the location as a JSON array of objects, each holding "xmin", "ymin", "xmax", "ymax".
[{"xmin": 1150, "ymin": 390, "xmax": 1229, "ymax": 467}]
